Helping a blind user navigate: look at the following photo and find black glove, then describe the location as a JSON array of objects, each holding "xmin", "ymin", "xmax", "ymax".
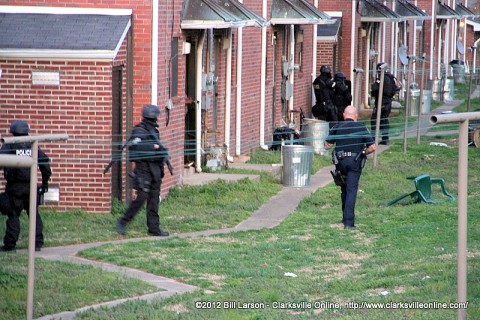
[{"xmin": 38, "ymin": 184, "xmax": 48, "ymax": 195}]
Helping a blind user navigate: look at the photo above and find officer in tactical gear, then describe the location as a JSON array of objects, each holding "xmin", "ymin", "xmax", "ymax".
[
  {"xmin": 312, "ymin": 65, "xmax": 337, "ymax": 127},
  {"xmin": 371, "ymin": 62, "xmax": 400, "ymax": 145},
  {"xmin": 333, "ymin": 72, "xmax": 352, "ymax": 121},
  {"xmin": 116, "ymin": 104, "xmax": 170, "ymax": 237},
  {"xmin": 324, "ymin": 106, "xmax": 376, "ymax": 229},
  {"xmin": 0, "ymin": 120, "xmax": 51, "ymax": 252}
]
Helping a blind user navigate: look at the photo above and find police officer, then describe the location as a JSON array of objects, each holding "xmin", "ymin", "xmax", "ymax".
[
  {"xmin": 0, "ymin": 120, "xmax": 51, "ymax": 252},
  {"xmin": 371, "ymin": 62, "xmax": 398, "ymax": 145},
  {"xmin": 313, "ymin": 65, "xmax": 337, "ymax": 127},
  {"xmin": 324, "ymin": 106, "xmax": 376, "ymax": 229},
  {"xmin": 333, "ymin": 72, "xmax": 352, "ymax": 121},
  {"xmin": 116, "ymin": 104, "xmax": 169, "ymax": 237}
]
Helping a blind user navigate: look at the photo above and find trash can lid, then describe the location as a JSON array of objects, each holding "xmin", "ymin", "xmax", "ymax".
[{"xmin": 449, "ymin": 59, "xmax": 465, "ymax": 65}]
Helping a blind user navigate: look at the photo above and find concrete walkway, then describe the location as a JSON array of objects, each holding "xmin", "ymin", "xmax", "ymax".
[{"xmin": 33, "ymin": 98, "xmax": 462, "ymax": 320}]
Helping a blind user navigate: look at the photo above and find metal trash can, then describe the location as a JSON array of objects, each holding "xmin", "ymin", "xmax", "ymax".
[
  {"xmin": 449, "ymin": 59, "xmax": 465, "ymax": 84},
  {"xmin": 421, "ymin": 90, "xmax": 432, "ymax": 114},
  {"xmin": 428, "ymin": 79, "xmax": 442, "ymax": 100},
  {"xmin": 301, "ymin": 118, "xmax": 329, "ymax": 155},
  {"xmin": 443, "ymin": 79, "xmax": 454, "ymax": 101},
  {"xmin": 408, "ymin": 89, "xmax": 421, "ymax": 116},
  {"xmin": 282, "ymin": 145, "xmax": 314, "ymax": 187}
]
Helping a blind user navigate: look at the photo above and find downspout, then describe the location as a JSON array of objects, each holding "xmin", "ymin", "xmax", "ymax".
[
  {"xmin": 382, "ymin": 21, "xmax": 386, "ymax": 63},
  {"xmin": 430, "ymin": 0, "xmax": 437, "ymax": 80},
  {"xmin": 312, "ymin": 0, "xmax": 318, "ymax": 111},
  {"xmin": 350, "ymin": 0, "xmax": 356, "ymax": 96},
  {"xmin": 365, "ymin": 24, "xmax": 372, "ymax": 108},
  {"xmin": 390, "ymin": 20, "xmax": 395, "ymax": 74},
  {"xmin": 196, "ymin": 31, "xmax": 206, "ymax": 173},
  {"xmin": 444, "ymin": 12, "xmax": 450, "ymax": 77},
  {"xmin": 236, "ymin": 0, "xmax": 244, "ymax": 157},
  {"xmin": 413, "ymin": 1, "xmax": 418, "ymax": 76},
  {"xmin": 474, "ymin": 38, "xmax": 480, "ymax": 72},
  {"xmin": 438, "ymin": 21, "xmax": 443, "ymax": 79},
  {"xmin": 151, "ymin": 0, "xmax": 159, "ymax": 105},
  {"xmin": 289, "ymin": 24, "xmax": 295, "ymax": 123},
  {"xmin": 225, "ymin": 29, "xmax": 234, "ymax": 162},
  {"xmin": 260, "ymin": 0, "xmax": 268, "ymax": 150}
]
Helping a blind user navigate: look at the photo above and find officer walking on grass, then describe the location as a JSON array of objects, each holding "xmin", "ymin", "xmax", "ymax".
[
  {"xmin": 116, "ymin": 105, "xmax": 170, "ymax": 237},
  {"xmin": 324, "ymin": 106, "xmax": 376, "ymax": 229},
  {"xmin": 0, "ymin": 120, "xmax": 51, "ymax": 252}
]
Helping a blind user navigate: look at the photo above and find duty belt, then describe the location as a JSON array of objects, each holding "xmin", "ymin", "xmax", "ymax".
[{"xmin": 336, "ymin": 151, "xmax": 359, "ymax": 158}]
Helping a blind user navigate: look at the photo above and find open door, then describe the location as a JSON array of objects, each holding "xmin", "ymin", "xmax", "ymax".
[{"xmin": 111, "ymin": 66, "xmax": 123, "ymax": 200}]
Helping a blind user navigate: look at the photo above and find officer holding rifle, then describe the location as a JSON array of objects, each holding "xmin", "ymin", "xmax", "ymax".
[
  {"xmin": 116, "ymin": 104, "xmax": 172, "ymax": 237},
  {"xmin": 324, "ymin": 106, "xmax": 376, "ymax": 229}
]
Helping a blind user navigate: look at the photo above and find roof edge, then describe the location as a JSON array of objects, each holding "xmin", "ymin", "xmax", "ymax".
[
  {"xmin": 0, "ymin": 49, "xmax": 116, "ymax": 61},
  {"xmin": 0, "ymin": 5, "xmax": 132, "ymax": 16}
]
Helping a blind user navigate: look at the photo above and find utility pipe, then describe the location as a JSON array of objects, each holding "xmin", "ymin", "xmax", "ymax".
[
  {"xmin": 413, "ymin": 2, "xmax": 418, "ymax": 76},
  {"xmin": 2, "ymin": 134, "xmax": 69, "ymax": 320},
  {"xmin": 416, "ymin": 54, "xmax": 426, "ymax": 144},
  {"xmin": 382, "ymin": 20, "xmax": 386, "ymax": 63},
  {"xmin": 430, "ymin": 111, "xmax": 480, "ymax": 320},
  {"xmin": 151, "ymin": 0, "xmax": 159, "ymax": 105},
  {"xmin": 196, "ymin": 30, "xmax": 205, "ymax": 172},
  {"xmin": 430, "ymin": 1, "xmax": 436, "ymax": 80},
  {"xmin": 350, "ymin": 0, "xmax": 356, "ymax": 96},
  {"xmin": 353, "ymin": 68, "xmax": 364, "ymax": 109},
  {"xmin": 236, "ymin": 0, "xmax": 244, "ymax": 157},
  {"xmin": 390, "ymin": 18, "xmax": 395, "ymax": 74},
  {"xmin": 474, "ymin": 38, "xmax": 480, "ymax": 72},
  {"xmin": 365, "ymin": 24, "xmax": 372, "ymax": 108},
  {"xmin": 438, "ymin": 21, "xmax": 443, "ymax": 80},
  {"xmin": 260, "ymin": 0, "xmax": 268, "ymax": 150},
  {"xmin": 288, "ymin": 24, "xmax": 295, "ymax": 123},
  {"xmin": 394, "ymin": 22, "xmax": 398, "ymax": 78},
  {"xmin": 225, "ymin": 29, "xmax": 234, "ymax": 162},
  {"xmin": 445, "ymin": 15, "xmax": 450, "ymax": 78},
  {"xmin": 312, "ymin": 0, "xmax": 318, "ymax": 116},
  {"xmin": 26, "ymin": 140, "xmax": 38, "ymax": 320},
  {"xmin": 404, "ymin": 57, "xmax": 413, "ymax": 153}
]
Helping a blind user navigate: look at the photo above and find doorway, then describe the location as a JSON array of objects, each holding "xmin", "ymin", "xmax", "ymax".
[{"xmin": 111, "ymin": 66, "xmax": 123, "ymax": 200}]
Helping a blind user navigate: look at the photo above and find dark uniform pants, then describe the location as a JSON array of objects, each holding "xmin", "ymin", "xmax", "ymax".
[
  {"xmin": 337, "ymin": 157, "xmax": 362, "ymax": 227},
  {"xmin": 370, "ymin": 103, "xmax": 391, "ymax": 143},
  {"xmin": 0, "ymin": 183, "xmax": 44, "ymax": 249},
  {"xmin": 119, "ymin": 173, "xmax": 162, "ymax": 234}
]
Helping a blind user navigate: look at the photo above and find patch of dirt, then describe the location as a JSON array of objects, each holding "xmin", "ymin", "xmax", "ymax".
[{"xmin": 163, "ymin": 303, "xmax": 189, "ymax": 313}]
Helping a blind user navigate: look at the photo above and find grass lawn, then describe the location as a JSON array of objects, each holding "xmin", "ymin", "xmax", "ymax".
[
  {"xmin": 1, "ymin": 84, "xmax": 479, "ymax": 318},
  {"xmin": 74, "ymin": 138, "xmax": 480, "ymax": 319}
]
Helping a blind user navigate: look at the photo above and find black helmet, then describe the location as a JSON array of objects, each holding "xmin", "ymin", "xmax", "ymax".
[
  {"xmin": 334, "ymin": 72, "xmax": 346, "ymax": 80},
  {"xmin": 10, "ymin": 120, "xmax": 30, "ymax": 136},
  {"xmin": 320, "ymin": 65, "xmax": 332, "ymax": 74},
  {"xmin": 141, "ymin": 104, "xmax": 161, "ymax": 119}
]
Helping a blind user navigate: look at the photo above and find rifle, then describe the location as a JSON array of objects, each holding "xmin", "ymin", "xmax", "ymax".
[
  {"xmin": 103, "ymin": 136, "xmax": 133, "ymax": 175},
  {"xmin": 149, "ymin": 129, "xmax": 174, "ymax": 176}
]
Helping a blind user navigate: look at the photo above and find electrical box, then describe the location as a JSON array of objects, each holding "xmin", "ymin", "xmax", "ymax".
[
  {"xmin": 182, "ymin": 41, "xmax": 191, "ymax": 55},
  {"xmin": 282, "ymin": 81, "xmax": 293, "ymax": 100},
  {"xmin": 282, "ymin": 61, "xmax": 290, "ymax": 77}
]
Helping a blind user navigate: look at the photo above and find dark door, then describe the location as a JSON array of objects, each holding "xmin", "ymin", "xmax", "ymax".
[{"xmin": 111, "ymin": 66, "xmax": 123, "ymax": 201}]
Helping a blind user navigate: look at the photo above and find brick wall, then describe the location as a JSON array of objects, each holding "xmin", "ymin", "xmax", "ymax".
[
  {"xmin": 0, "ymin": 0, "xmax": 339, "ymax": 212},
  {"xmin": 0, "ymin": 58, "xmax": 118, "ymax": 212},
  {"xmin": 0, "ymin": 1, "xmax": 187, "ymax": 213}
]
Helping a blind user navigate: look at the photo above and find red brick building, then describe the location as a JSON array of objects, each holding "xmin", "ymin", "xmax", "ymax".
[{"xmin": 0, "ymin": 1, "xmax": 334, "ymax": 213}]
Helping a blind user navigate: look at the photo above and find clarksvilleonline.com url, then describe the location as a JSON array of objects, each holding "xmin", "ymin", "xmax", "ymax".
[
  {"xmin": 344, "ymin": 301, "xmax": 469, "ymax": 310},
  {"xmin": 195, "ymin": 301, "xmax": 468, "ymax": 310}
]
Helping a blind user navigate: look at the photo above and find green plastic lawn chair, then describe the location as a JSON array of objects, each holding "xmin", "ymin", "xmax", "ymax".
[{"xmin": 387, "ymin": 174, "xmax": 455, "ymax": 206}]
